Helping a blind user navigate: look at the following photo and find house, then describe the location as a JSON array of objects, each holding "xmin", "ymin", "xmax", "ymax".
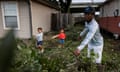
[
  {"xmin": 99, "ymin": 0, "xmax": 120, "ymax": 38},
  {"xmin": 70, "ymin": 2, "xmax": 102, "ymax": 24},
  {"xmin": 0, "ymin": 0, "xmax": 59, "ymax": 39}
]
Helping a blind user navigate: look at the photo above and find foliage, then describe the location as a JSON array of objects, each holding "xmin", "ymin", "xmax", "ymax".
[
  {"xmin": 0, "ymin": 25, "xmax": 120, "ymax": 72},
  {"xmin": 58, "ymin": 0, "xmax": 72, "ymax": 13}
]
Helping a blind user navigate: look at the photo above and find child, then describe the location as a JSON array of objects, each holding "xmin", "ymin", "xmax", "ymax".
[
  {"xmin": 36, "ymin": 27, "xmax": 44, "ymax": 53},
  {"xmin": 52, "ymin": 28, "xmax": 66, "ymax": 48}
]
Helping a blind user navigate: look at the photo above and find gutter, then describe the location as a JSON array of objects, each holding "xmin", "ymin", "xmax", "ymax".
[
  {"xmin": 27, "ymin": 0, "xmax": 33, "ymax": 38},
  {"xmin": 99, "ymin": 0, "xmax": 113, "ymax": 7},
  {"xmin": 32, "ymin": 0, "xmax": 60, "ymax": 10}
]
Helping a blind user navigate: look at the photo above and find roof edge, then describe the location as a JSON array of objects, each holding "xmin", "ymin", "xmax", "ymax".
[
  {"xmin": 32, "ymin": 0, "xmax": 60, "ymax": 10},
  {"xmin": 99, "ymin": 0, "xmax": 113, "ymax": 7}
]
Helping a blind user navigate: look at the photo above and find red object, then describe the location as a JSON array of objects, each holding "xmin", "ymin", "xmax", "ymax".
[
  {"xmin": 99, "ymin": 16, "xmax": 120, "ymax": 35},
  {"xmin": 58, "ymin": 33, "xmax": 66, "ymax": 39}
]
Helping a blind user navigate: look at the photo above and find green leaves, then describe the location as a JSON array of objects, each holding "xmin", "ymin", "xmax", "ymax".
[
  {"xmin": 59, "ymin": 0, "xmax": 72, "ymax": 13},
  {"xmin": 4, "ymin": 24, "xmax": 120, "ymax": 72}
]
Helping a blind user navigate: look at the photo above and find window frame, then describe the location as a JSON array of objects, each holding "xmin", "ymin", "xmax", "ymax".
[{"xmin": 1, "ymin": 1, "xmax": 20, "ymax": 30}]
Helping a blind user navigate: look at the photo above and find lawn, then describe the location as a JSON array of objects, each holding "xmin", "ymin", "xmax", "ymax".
[{"xmin": 10, "ymin": 24, "xmax": 120, "ymax": 72}]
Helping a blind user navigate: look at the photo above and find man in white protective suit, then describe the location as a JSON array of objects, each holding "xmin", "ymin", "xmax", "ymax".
[{"xmin": 74, "ymin": 6, "xmax": 104, "ymax": 72}]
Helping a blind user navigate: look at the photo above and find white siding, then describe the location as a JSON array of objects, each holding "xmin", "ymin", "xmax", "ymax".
[
  {"xmin": 15, "ymin": 1, "xmax": 31, "ymax": 39},
  {"xmin": 0, "ymin": 2, "xmax": 6, "ymax": 37},
  {"xmin": 100, "ymin": 0, "xmax": 120, "ymax": 17},
  {"xmin": 0, "ymin": 1, "xmax": 31, "ymax": 39},
  {"xmin": 31, "ymin": 1, "xmax": 58, "ymax": 36}
]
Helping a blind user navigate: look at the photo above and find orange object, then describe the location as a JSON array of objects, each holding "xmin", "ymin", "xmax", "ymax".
[{"xmin": 58, "ymin": 33, "xmax": 66, "ymax": 39}]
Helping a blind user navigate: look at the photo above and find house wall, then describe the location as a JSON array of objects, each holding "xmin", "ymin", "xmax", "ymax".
[
  {"xmin": 31, "ymin": 1, "xmax": 58, "ymax": 36},
  {"xmin": 100, "ymin": 0, "xmax": 120, "ymax": 17},
  {"xmin": 0, "ymin": 2, "xmax": 5, "ymax": 38},
  {"xmin": 99, "ymin": 0, "xmax": 120, "ymax": 35},
  {"xmin": 0, "ymin": 1, "xmax": 31, "ymax": 39}
]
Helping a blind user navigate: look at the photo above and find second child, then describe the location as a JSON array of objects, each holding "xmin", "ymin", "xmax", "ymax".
[{"xmin": 52, "ymin": 28, "xmax": 66, "ymax": 48}]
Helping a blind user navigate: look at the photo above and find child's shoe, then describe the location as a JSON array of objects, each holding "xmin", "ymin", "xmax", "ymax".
[{"xmin": 41, "ymin": 49, "xmax": 44, "ymax": 53}]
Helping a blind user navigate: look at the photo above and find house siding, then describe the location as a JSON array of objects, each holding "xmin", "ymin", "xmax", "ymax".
[
  {"xmin": 16, "ymin": 1, "xmax": 31, "ymax": 39},
  {"xmin": 0, "ymin": 1, "xmax": 31, "ymax": 39},
  {"xmin": 31, "ymin": 1, "xmax": 58, "ymax": 36},
  {"xmin": 0, "ymin": 2, "xmax": 5, "ymax": 38},
  {"xmin": 99, "ymin": 0, "xmax": 120, "ymax": 35},
  {"xmin": 100, "ymin": 0, "xmax": 120, "ymax": 17}
]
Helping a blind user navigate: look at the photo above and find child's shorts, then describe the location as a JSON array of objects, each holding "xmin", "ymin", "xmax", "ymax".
[
  {"xmin": 37, "ymin": 41, "xmax": 43, "ymax": 46},
  {"xmin": 59, "ymin": 39, "xmax": 65, "ymax": 44}
]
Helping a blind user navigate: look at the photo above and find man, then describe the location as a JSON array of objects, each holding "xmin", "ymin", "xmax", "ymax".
[{"xmin": 74, "ymin": 6, "xmax": 104, "ymax": 71}]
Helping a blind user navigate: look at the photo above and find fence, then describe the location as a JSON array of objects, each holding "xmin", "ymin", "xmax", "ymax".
[{"xmin": 51, "ymin": 13, "xmax": 73, "ymax": 30}]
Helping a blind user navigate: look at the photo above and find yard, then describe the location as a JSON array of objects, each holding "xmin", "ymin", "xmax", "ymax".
[{"xmin": 10, "ymin": 24, "xmax": 120, "ymax": 72}]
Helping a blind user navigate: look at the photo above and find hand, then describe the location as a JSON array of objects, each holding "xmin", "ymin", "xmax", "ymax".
[
  {"xmin": 78, "ymin": 36, "xmax": 81, "ymax": 41},
  {"xmin": 51, "ymin": 35, "xmax": 59, "ymax": 39},
  {"xmin": 74, "ymin": 49, "xmax": 80, "ymax": 56}
]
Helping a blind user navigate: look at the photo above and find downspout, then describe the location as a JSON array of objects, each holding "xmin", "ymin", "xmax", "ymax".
[{"xmin": 27, "ymin": 0, "xmax": 33, "ymax": 39}]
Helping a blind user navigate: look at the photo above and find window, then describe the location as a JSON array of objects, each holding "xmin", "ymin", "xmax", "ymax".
[{"xmin": 1, "ymin": 1, "xmax": 20, "ymax": 29}]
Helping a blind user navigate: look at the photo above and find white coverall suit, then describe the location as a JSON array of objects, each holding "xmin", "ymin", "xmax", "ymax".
[{"xmin": 77, "ymin": 18, "xmax": 103, "ymax": 63}]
